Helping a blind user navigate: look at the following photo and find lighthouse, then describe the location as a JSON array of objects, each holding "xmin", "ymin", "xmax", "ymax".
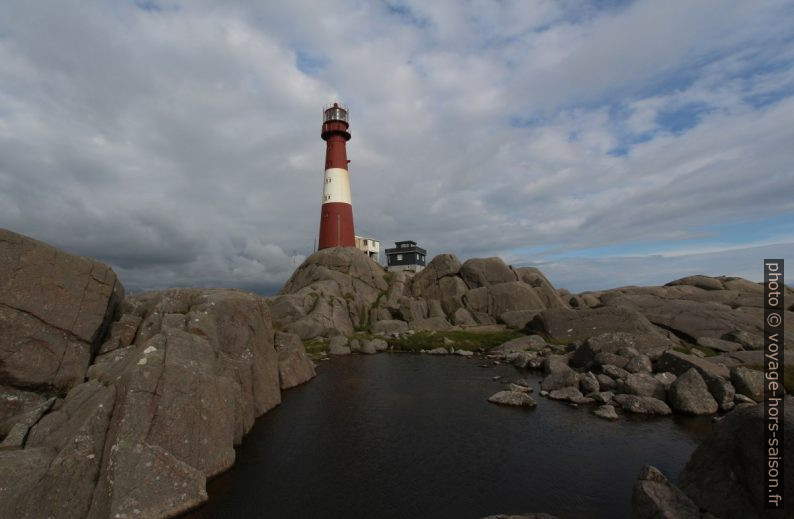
[{"xmin": 318, "ymin": 102, "xmax": 355, "ymax": 249}]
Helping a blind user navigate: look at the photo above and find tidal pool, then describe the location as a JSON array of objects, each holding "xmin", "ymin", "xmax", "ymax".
[{"xmin": 185, "ymin": 354, "xmax": 712, "ymax": 519}]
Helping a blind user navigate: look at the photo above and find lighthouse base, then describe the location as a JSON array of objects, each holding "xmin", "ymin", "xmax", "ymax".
[{"xmin": 318, "ymin": 202, "xmax": 355, "ymax": 249}]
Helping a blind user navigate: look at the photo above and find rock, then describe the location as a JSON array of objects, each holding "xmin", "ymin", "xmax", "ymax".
[
  {"xmin": 579, "ymin": 372, "xmax": 600, "ymax": 394},
  {"xmin": 499, "ymin": 310, "xmax": 542, "ymax": 329},
  {"xmin": 613, "ymin": 394, "xmax": 672, "ymax": 415},
  {"xmin": 625, "ymin": 373, "xmax": 666, "ymax": 400},
  {"xmin": 679, "ymin": 399, "xmax": 794, "ymax": 518},
  {"xmin": 730, "ymin": 366, "xmax": 764, "ymax": 402},
  {"xmin": 601, "ymin": 364, "xmax": 629, "ymax": 380},
  {"xmin": 513, "ymin": 267, "xmax": 569, "ymax": 309},
  {"xmin": 0, "ymin": 397, "xmax": 54, "ymax": 450},
  {"xmin": 526, "ymin": 307, "xmax": 660, "ymax": 344},
  {"xmin": 593, "ymin": 404, "xmax": 619, "ymax": 420},
  {"xmin": 487, "ymin": 390, "xmax": 536, "ymax": 408},
  {"xmin": 508, "ymin": 383, "xmax": 532, "ymax": 393},
  {"xmin": 721, "ymin": 330, "xmax": 764, "ymax": 350},
  {"xmin": 464, "ymin": 282, "xmax": 546, "ymax": 321},
  {"xmin": 632, "ymin": 465, "xmax": 700, "ymax": 519},
  {"xmin": 591, "ymin": 391, "xmax": 614, "ymax": 404},
  {"xmin": 508, "ymin": 351, "xmax": 537, "ymax": 368},
  {"xmin": 540, "ymin": 369, "xmax": 579, "ymax": 392},
  {"xmin": 0, "ymin": 380, "xmax": 117, "ymax": 518},
  {"xmin": 329, "ymin": 343, "xmax": 351, "ymax": 356},
  {"xmin": 572, "ymin": 332, "xmax": 674, "ymax": 368},
  {"xmin": 705, "ymin": 375, "xmax": 736, "ymax": 411},
  {"xmin": 0, "ymin": 387, "xmax": 50, "ymax": 437},
  {"xmin": 372, "ymin": 319, "xmax": 409, "ymax": 335},
  {"xmin": 411, "ymin": 255, "xmax": 468, "ymax": 313},
  {"xmin": 274, "ymin": 332, "xmax": 316, "ymax": 389},
  {"xmin": 596, "ymin": 374, "xmax": 617, "ymax": 391},
  {"xmin": 0, "ymin": 229, "xmax": 123, "ymax": 391},
  {"xmin": 666, "ymin": 275, "xmax": 724, "ymax": 291},
  {"xmin": 548, "ymin": 387, "xmax": 584, "ymax": 402},
  {"xmin": 690, "ymin": 348, "xmax": 706, "ymax": 358},
  {"xmin": 491, "ymin": 335, "xmax": 547, "ymax": 356},
  {"xmin": 625, "ymin": 354, "xmax": 652, "ymax": 373},
  {"xmin": 654, "ymin": 372, "xmax": 677, "ymax": 389},
  {"xmin": 696, "ymin": 336, "xmax": 742, "ymax": 353},
  {"xmin": 360, "ymin": 341, "xmax": 377, "ymax": 354},
  {"xmin": 542, "ymin": 354, "xmax": 570, "ymax": 375},
  {"xmin": 426, "ymin": 347, "xmax": 449, "ymax": 355},
  {"xmin": 668, "ymin": 368, "xmax": 719, "ymax": 415},
  {"xmin": 593, "ymin": 351, "xmax": 629, "ymax": 369},
  {"xmin": 734, "ymin": 393, "xmax": 756, "ymax": 405},
  {"xmin": 367, "ymin": 338, "xmax": 388, "ymax": 352},
  {"xmin": 452, "ymin": 307, "xmax": 477, "ymax": 326},
  {"xmin": 410, "ymin": 316, "xmax": 452, "ymax": 332},
  {"xmin": 460, "ymin": 257, "xmax": 516, "ymax": 288},
  {"xmin": 600, "ymin": 292, "xmax": 761, "ymax": 343},
  {"xmin": 656, "ymin": 350, "xmax": 730, "ymax": 380}
]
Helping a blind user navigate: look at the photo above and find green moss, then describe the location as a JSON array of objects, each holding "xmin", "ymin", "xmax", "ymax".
[
  {"xmin": 387, "ymin": 329, "xmax": 524, "ymax": 352},
  {"xmin": 383, "ymin": 271, "xmax": 395, "ymax": 285},
  {"xmin": 302, "ymin": 338, "xmax": 328, "ymax": 360},
  {"xmin": 690, "ymin": 345, "xmax": 717, "ymax": 357}
]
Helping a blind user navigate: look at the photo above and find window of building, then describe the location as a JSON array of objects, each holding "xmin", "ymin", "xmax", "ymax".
[{"xmin": 397, "ymin": 254, "xmax": 403, "ymax": 261}]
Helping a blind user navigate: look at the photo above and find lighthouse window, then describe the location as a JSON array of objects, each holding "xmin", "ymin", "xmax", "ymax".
[{"xmin": 397, "ymin": 254, "xmax": 403, "ymax": 261}]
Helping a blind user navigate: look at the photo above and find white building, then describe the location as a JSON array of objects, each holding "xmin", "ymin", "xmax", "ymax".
[{"xmin": 355, "ymin": 235, "xmax": 380, "ymax": 263}]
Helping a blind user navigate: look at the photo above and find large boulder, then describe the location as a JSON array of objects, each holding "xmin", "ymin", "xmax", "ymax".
[
  {"xmin": 656, "ymin": 350, "xmax": 730, "ymax": 380},
  {"xmin": 730, "ymin": 366, "xmax": 764, "ymax": 402},
  {"xmin": 632, "ymin": 465, "xmax": 700, "ymax": 519},
  {"xmin": 526, "ymin": 307, "xmax": 660, "ymax": 344},
  {"xmin": 668, "ymin": 368, "xmax": 719, "ymax": 415},
  {"xmin": 679, "ymin": 398, "xmax": 794, "ymax": 518},
  {"xmin": 613, "ymin": 394, "xmax": 672, "ymax": 415},
  {"xmin": 512, "ymin": 267, "xmax": 569, "ymax": 309},
  {"xmin": 459, "ymin": 257, "xmax": 516, "ymax": 289},
  {"xmin": 571, "ymin": 332, "xmax": 674, "ymax": 368},
  {"xmin": 464, "ymin": 282, "xmax": 546, "ymax": 321},
  {"xmin": 411, "ymin": 254, "xmax": 467, "ymax": 313},
  {"xmin": 272, "ymin": 247, "xmax": 387, "ymax": 337},
  {"xmin": 0, "ymin": 229, "xmax": 123, "ymax": 391},
  {"xmin": 274, "ymin": 332, "xmax": 316, "ymax": 389},
  {"xmin": 625, "ymin": 373, "xmax": 666, "ymax": 400}
]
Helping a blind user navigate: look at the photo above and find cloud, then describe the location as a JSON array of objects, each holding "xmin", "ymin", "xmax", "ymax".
[{"xmin": 0, "ymin": 0, "xmax": 792, "ymax": 294}]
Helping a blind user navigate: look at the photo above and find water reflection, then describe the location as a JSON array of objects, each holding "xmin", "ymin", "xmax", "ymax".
[{"xmin": 184, "ymin": 355, "xmax": 710, "ymax": 519}]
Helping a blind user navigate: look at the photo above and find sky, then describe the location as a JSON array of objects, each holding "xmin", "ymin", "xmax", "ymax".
[{"xmin": 1, "ymin": 0, "xmax": 793, "ymax": 294}]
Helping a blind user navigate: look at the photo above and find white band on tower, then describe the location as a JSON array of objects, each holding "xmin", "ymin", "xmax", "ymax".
[{"xmin": 322, "ymin": 167, "xmax": 351, "ymax": 205}]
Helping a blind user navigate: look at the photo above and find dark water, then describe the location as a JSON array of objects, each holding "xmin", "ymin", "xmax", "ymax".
[{"xmin": 185, "ymin": 354, "xmax": 712, "ymax": 519}]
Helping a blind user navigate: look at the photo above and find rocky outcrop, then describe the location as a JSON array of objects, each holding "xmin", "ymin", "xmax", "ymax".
[
  {"xmin": 678, "ymin": 398, "xmax": 793, "ymax": 518},
  {"xmin": 526, "ymin": 307, "xmax": 660, "ymax": 343},
  {"xmin": 0, "ymin": 229, "xmax": 123, "ymax": 391},
  {"xmin": 272, "ymin": 251, "xmax": 570, "ymax": 339},
  {"xmin": 0, "ymin": 230, "xmax": 316, "ymax": 519},
  {"xmin": 632, "ymin": 465, "xmax": 700, "ymax": 519},
  {"xmin": 275, "ymin": 332, "xmax": 316, "ymax": 389}
]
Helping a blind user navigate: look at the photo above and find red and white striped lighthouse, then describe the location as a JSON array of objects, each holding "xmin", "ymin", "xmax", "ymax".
[{"xmin": 318, "ymin": 102, "xmax": 355, "ymax": 249}]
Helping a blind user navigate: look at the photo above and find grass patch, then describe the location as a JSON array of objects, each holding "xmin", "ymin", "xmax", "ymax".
[
  {"xmin": 387, "ymin": 329, "xmax": 524, "ymax": 353},
  {"xmin": 302, "ymin": 338, "xmax": 328, "ymax": 360}
]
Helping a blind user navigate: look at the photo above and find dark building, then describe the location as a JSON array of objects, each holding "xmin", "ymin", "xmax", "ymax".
[{"xmin": 384, "ymin": 241, "xmax": 426, "ymax": 272}]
